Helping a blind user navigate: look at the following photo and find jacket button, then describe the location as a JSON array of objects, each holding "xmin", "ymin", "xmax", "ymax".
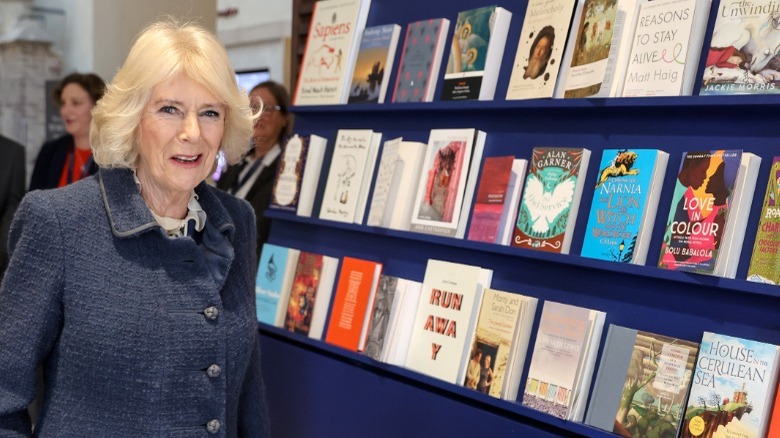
[
  {"xmin": 207, "ymin": 364, "xmax": 221, "ymax": 378},
  {"xmin": 207, "ymin": 419, "xmax": 221, "ymax": 434},
  {"xmin": 204, "ymin": 306, "xmax": 219, "ymax": 320}
]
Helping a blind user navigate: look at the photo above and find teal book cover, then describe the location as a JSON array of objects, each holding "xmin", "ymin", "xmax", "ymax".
[
  {"xmin": 255, "ymin": 243, "xmax": 291, "ymax": 325},
  {"xmin": 581, "ymin": 149, "xmax": 663, "ymax": 263}
]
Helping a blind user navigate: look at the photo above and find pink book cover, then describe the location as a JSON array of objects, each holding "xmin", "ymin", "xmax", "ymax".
[
  {"xmin": 467, "ymin": 156, "xmax": 514, "ymax": 243},
  {"xmin": 421, "ymin": 140, "xmax": 467, "ymax": 223}
]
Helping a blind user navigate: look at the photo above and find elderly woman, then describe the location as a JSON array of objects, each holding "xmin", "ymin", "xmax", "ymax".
[{"xmin": 0, "ymin": 20, "xmax": 269, "ymax": 436}]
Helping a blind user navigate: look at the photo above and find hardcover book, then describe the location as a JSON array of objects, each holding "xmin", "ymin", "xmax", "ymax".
[
  {"xmin": 581, "ymin": 149, "xmax": 669, "ymax": 264},
  {"xmin": 511, "ymin": 147, "xmax": 591, "ymax": 254},
  {"xmin": 699, "ymin": 0, "xmax": 780, "ymax": 95},
  {"xmin": 270, "ymin": 134, "xmax": 327, "ymax": 215},
  {"xmin": 585, "ymin": 325, "xmax": 700, "ymax": 438},
  {"xmin": 680, "ymin": 332, "xmax": 780, "ymax": 438},
  {"xmin": 324, "ymin": 256, "xmax": 383, "ymax": 352},
  {"xmin": 293, "ymin": 0, "xmax": 372, "ymax": 105},
  {"xmin": 347, "ymin": 24, "xmax": 401, "ymax": 104},
  {"xmin": 255, "ymin": 243, "xmax": 300, "ymax": 327},
  {"xmin": 440, "ymin": 6, "xmax": 512, "ymax": 101},
  {"xmin": 658, "ymin": 150, "xmax": 761, "ymax": 278},
  {"xmin": 746, "ymin": 157, "xmax": 780, "ymax": 284},
  {"xmin": 391, "ymin": 18, "xmax": 451, "ymax": 103},
  {"xmin": 284, "ymin": 251, "xmax": 339, "ymax": 340},
  {"xmin": 404, "ymin": 259, "xmax": 493, "ymax": 385},
  {"xmin": 522, "ymin": 300, "xmax": 605, "ymax": 421},
  {"xmin": 462, "ymin": 288, "xmax": 538, "ymax": 400},
  {"xmin": 467, "ymin": 156, "xmax": 515, "ymax": 244},
  {"xmin": 505, "ymin": 0, "xmax": 578, "ymax": 99}
]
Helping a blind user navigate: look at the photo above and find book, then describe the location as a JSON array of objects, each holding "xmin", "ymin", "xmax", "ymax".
[
  {"xmin": 293, "ymin": 0, "xmax": 372, "ymax": 105},
  {"xmin": 270, "ymin": 134, "xmax": 327, "ymax": 216},
  {"xmin": 747, "ymin": 156, "xmax": 780, "ymax": 284},
  {"xmin": 324, "ymin": 256, "xmax": 383, "ymax": 352},
  {"xmin": 318, "ymin": 129, "xmax": 381, "ymax": 224},
  {"xmin": 255, "ymin": 243, "xmax": 300, "ymax": 327},
  {"xmin": 505, "ymin": 0, "xmax": 578, "ymax": 99},
  {"xmin": 511, "ymin": 147, "xmax": 591, "ymax": 254},
  {"xmin": 379, "ymin": 277, "xmax": 423, "ymax": 365},
  {"xmin": 284, "ymin": 251, "xmax": 339, "ymax": 340},
  {"xmin": 699, "ymin": 0, "xmax": 780, "ymax": 95},
  {"xmin": 497, "ymin": 159, "xmax": 528, "ymax": 246},
  {"xmin": 347, "ymin": 24, "xmax": 401, "ymax": 104},
  {"xmin": 556, "ymin": 0, "xmax": 641, "ymax": 98},
  {"xmin": 521, "ymin": 300, "xmax": 605, "ymax": 421},
  {"xmin": 658, "ymin": 150, "xmax": 761, "ymax": 278},
  {"xmin": 679, "ymin": 332, "xmax": 780, "ymax": 438},
  {"xmin": 620, "ymin": 0, "xmax": 711, "ymax": 97},
  {"xmin": 409, "ymin": 128, "xmax": 486, "ymax": 238},
  {"xmin": 391, "ymin": 18, "xmax": 451, "ymax": 103},
  {"xmin": 366, "ymin": 137, "xmax": 427, "ymax": 230},
  {"xmin": 440, "ymin": 5, "xmax": 512, "ymax": 101},
  {"xmin": 462, "ymin": 288, "xmax": 537, "ymax": 400},
  {"xmin": 766, "ymin": 379, "xmax": 780, "ymax": 437},
  {"xmin": 581, "ymin": 149, "xmax": 669, "ymax": 264},
  {"xmin": 585, "ymin": 325, "xmax": 700, "ymax": 438},
  {"xmin": 363, "ymin": 274, "xmax": 401, "ymax": 360},
  {"xmin": 467, "ymin": 156, "xmax": 515, "ymax": 244},
  {"xmin": 404, "ymin": 259, "xmax": 493, "ymax": 385}
]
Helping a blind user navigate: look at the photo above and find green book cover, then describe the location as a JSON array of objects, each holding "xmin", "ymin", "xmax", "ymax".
[{"xmin": 747, "ymin": 157, "xmax": 780, "ymax": 284}]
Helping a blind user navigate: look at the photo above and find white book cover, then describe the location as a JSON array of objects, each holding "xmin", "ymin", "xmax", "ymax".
[
  {"xmin": 505, "ymin": 0, "xmax": 578, "ymax": 100},
  {"xmin": 293, "ymin": 0, "xmax": 371, "ymax": 105},
  {"xmin": 409, "ymin": 129, "xmax": 478, "ymax": 238},
  {"xmin": 367, "ymin": 137, "xmax": 402, "ymax": 227},
  {"xmin": 382, "ymin": 278, "xmax": 423, "ymax": 365},
  {"xmin": 347, "ymin": 24, "xmax": 402, "ymax": 104},
  {"xmin": 609, "ymin": 0, "xmax": 647, "ymax": 96},
  {"xmin": 620, "ymin": 0, "xmax": 711, "ymax": 96},
  {"xmin": 441, "ymin": 6, "xmax": 512, "ymax": 101},
  {"xmin": 454, "ymin": 131, "xmax": 487, "ymax": 239},
  {"xmin": 354, "ymin": 132, "xmax": 382, "ymax": 224},
  {"xmin": 498, "ymin": 159, "xmax": 528, "ymax": 246},
  {"xmin": 296, "ymin": 134, "xmax": 328, "ymax": 217},
  {"xmin": 319, "ymin": 129, "xmax": 376, "ymax": 223},
  {"xmin": 404, "ymin": 259, "xmax": 490, "ymax": 385},
  {"xmin": 308, "ymin": 255, "xmax": 340, "ymax": 341}
]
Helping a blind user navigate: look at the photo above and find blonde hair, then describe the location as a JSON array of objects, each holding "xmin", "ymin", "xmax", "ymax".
[{"xmin": 91, "ymin": 19, "xmax": 257, "ymax": 168}]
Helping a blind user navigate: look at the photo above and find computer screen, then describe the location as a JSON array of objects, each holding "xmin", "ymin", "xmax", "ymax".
[{"xmin": 235, "ymin": 68, "xmax": 271, "ymax": 93}]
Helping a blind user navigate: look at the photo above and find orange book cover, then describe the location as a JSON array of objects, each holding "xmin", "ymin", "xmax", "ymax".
[
  {"xmin": 767, "ymin": 381, "xmax": 780, "ymax": 437},
  {"xmin": 324, "ymin": 256, "xmax": 382, "ymax": 351}
]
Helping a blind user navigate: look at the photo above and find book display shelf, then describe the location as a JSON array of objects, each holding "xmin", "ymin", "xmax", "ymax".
[{"xmin": 259, "ymin": 0, "xmax": 780, "ymax": 436}]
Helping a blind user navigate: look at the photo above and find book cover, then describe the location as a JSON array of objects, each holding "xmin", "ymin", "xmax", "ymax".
[
  {"xmin": 497, "ymin": 159, "xmax": 529, "ymax": 246},
  {"xmin": 680, "ymin": 332, "xmax": 780, "ymax": 438},
  {"xmin": 381, "ymin": 277, "xmax": 423, "ymax": 365},
  {"xmin": 404, "ymin": 259, "xmax": 490, "ymax": 385},
  {"xmin": 441, "ymin": 6, "xmax": 512, "ymax": 101},
  {"xmin": 658, "ymin": 150, "xmax": 743, "ymax": 275},
  {"xmin": 348, "ymin": 24, "xmax": 401, "ymax": 104},
  {"xmin": 293, "ymin": 0, "xmax": 371, "ymax": 105},
  {"xmin": 319, "ymin": 129, "xmax": 377, "ymax": 223},
  {"xmin": 620, "ymin": 0, "xmax": 710, "ymax": 97},
  {"xmin": 270, "ymin": 134, "xmax": 309, "ymax": 213},
  {"xmin": 699, "ymin": 0, "xmax": 780, "ymax": 95},
  {"xmin": 766, "ymin": 378, "xmax": 780, "ymax": 437},
  {"xmin": 581, "ymin": 149, "xmax": 668, "ymax": 264},
  {"xmin": 366, "ymin": 139, "xmax": 427, "ymax": 230},
  {"xmin": 284, "ymin": 251, "xmax": 326, "ymax": 336},
  {"xmin": 391, "ymin": 18, "xmax": 451, "ymax": 103},
  {"xmin": 409, "ymin": 129, "xmax": 477, "ymax": 238},
  {"xmin": 255, "ymin": 243, "xmax": 299, "ymax": 327},
  {"xmin": 586, "ymin": 325, "xmax": 700, "ymax": 438},
  {"xmin": 747, "ymin": 157, "xmax": 780, "ymax": 284},
  {"xmin": 463, "ymin": 288, "xmax": 537, "ymax": 400},
  {"xmin": 467, "ymin": 156, "xmax": 515, "ymax": 243},
  {"xmin": 522, "ymin": 300, "xmax": 605, "ymax": 421},
  {"xmin": 325, "ymin": 256, "xmax": 383, "ymax": 352},
  {"xmin": 511, "ymin": 147, "xmax": 591, "ymax": 254},
  {"xmin": 505, "ymin": 0, "xmax": 578, "ymax": 99},
  {"xmin": 295, "ymin": 135, "xmax": 328, "ymax": 217}
]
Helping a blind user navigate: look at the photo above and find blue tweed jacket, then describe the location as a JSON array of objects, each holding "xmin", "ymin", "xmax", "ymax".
[{"xmin": 0, "ymin": 168, "xmax": 270, "ymax": 437}]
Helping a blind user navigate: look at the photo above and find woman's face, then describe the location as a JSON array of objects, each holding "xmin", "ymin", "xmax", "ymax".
[
  {"xmin": 250, "ymin": 87, "xmax": 285, "ymax": 155},
  {"xmin": 59, "ymin": 83, "xmax": 95, "ymax": 139},
  {"xmin": 137, "ymin": 73, "xmax": 225, "ymax": 199}
]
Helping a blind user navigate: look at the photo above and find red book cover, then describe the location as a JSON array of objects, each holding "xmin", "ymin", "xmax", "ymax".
[
  {"xmin": 467, "ymin": 156, "xmax": 514, "ymax": 243},
  {"xmin": 325, "ymin": 256, "xmax": 383, "ymax": 351},
  {"xmin": 284, "ymin": 252, "xmax": 324, "ymax": 335}
]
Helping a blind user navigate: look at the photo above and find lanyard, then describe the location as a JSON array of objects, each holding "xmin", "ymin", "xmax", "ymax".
[
  {"xmin": 66, "ymin": 149, "xmax": 94, "ymax": 184},
  {"xmin": 231, "ymin": 158, "xmax": 265, "ymax": 194}
]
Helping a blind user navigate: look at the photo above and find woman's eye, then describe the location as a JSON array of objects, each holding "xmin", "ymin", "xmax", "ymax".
[
  {"xmin": 202, "ymin": 109, "xmax": 221, "ymax": 119},
  {"xmin": 160, "ymin": 106, "xmax": 179, "ymax": 115}
]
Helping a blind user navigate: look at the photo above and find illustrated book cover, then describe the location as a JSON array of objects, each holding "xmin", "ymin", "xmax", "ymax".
[
  {"xmin": 511, "ymin": 147, "xmax": 591, "ymax": 254},
  {"xmin": 505, "ymin": 0, "xmax": 578, "ymax": 99},
  {"xmin": 440, "ymin": 5, "xmax": 512, "ymax": 101},
  {"xmin": 284, "ymin": 251, "xmax": 339, "ymax": 340},
  {"xmin": 747, "ymin": 156, "xmax": 780, "ymax": 285},
  {"xmin": 521, "ymin": 300, "xmax": 605, "ymax": 421},
  {"xmin": 270, "ymin": 134, "xmax": 326, "ymax": 215},
  {"xmin": 585, "ymin": 325, "xmax": 700, "ymax": 438},
  {"xmin": 391, "ymin": 18, "xmax": 451, "ymax": 103},
  {"xmin": 658, "ymin": 150, "xmax": 761, "ymax": 278},
  {"xmin": 404, "ymin": 259, "xmax": 492, "ymax": 385},
  {"xmin": 679, "ymin": 332, "xmax": 780, "ymax": 438},
  {"xmin": 255, "ymin": 243, "xmax": 300, "ymax": 327},
  {"xmin": 581, "ymin": 148, "xmax": 669, "ymax": 264},
  {"xmin": 293, "ymin": 0, "xmax": 372, "ymax": 105},
  {"xmin": 363, "ymin": 274, "xmax": 402, "ymax": 360},
  {"xmin": 347, "ymin": 24, "xmax": 401, "ymax": 104},
  {"xmin": 379, "ymin": 277, "xmax": 423, "ymax": 365}
]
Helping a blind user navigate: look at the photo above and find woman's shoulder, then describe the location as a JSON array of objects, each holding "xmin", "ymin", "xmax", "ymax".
[
  {"xmin": 202, "ymin": 183, "xmax": 255, "ymax": 223},
  {"xmin": 24, "ymin": 175, "xmax": 101, "ymax": 215}
]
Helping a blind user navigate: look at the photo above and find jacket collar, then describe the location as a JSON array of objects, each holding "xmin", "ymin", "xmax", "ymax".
[{"xmin": 99, "ymin": 167, "xmax": 235, "ymax": 240}]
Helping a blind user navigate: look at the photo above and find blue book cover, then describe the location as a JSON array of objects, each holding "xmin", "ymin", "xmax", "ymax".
[
  {"xmin": 581, "ymin": 149, "xmax": 666, "ymax": 263},
  {"xmin": 255, "ymin": 243, "xmax": 292, "ymax": 325}
]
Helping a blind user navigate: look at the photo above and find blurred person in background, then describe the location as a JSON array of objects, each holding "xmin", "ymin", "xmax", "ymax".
[{"xmin": 0, "ymin": 135, "xmax": 25, "ymax": 282}]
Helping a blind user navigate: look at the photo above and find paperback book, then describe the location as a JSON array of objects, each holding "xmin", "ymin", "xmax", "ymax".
[
  {"xmin": 392, "ymin": 18, "xmax": 451, "ymax": 103},
  {"xmin": 746, "ymin": 156, "xmax": 780, "ymax": 285},
  {"xmin": 467, "ymin": 156, "xmax": 515, "ymax": 244},
  {"xmin": 284, "ymin": 251, "xmax": 339, "ymax": 340},
  {"xmin": 363, "ymin": 274, "xmax": 401, "ymax": 360},
  {"xmin": 347, "ymin": 24, "xmax": 401, "ymax": 104},
  {"xmin": 270, "ymin": 134, "xmax": 327, "ymax": 216},
  {"xmin": 379, "ymin": 277, "xmax": 423, "ymax": 365},
  {"xmin": 255, "ymin": 243, "xmax": 300, "ymax": 327}
]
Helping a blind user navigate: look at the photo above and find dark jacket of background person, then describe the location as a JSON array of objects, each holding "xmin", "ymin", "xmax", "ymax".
[
  {"xmin": 0, "ymin": 135, "xmax": 25, "ymax": 281},
  {"xmin": 0, "ymin": 168, "xmax": 270, "ymax": 436},
  {"xmin": 28, "ymin": 134, "xmax": 98, "ymax": 191}
]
